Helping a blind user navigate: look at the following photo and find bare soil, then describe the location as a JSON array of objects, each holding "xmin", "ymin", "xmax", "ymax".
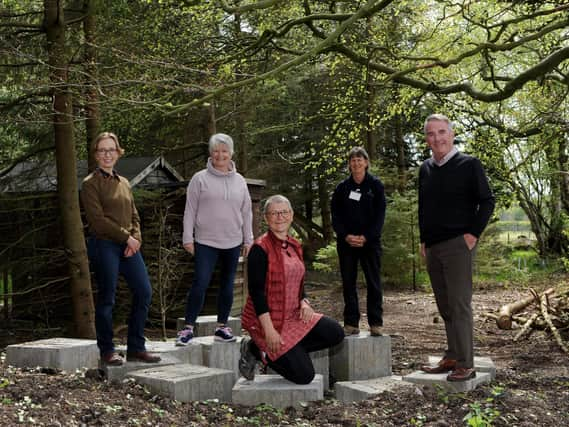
[{"xmin": 1, "ymin": 280, "xmax": 568, "ymax": 426}]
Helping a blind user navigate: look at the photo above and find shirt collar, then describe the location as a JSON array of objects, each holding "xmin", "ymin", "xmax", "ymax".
[
  {"xmin": 433, "ymin": 146, "xmax": 458, "ymax": 167},
  {"xmin": 96, "ymin": 167, "xmax": 120, "ymax": 180}
]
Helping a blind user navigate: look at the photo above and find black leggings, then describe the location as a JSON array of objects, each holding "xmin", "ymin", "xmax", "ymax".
[{"xmin": 265, "ymin": 316, "xmax": 344, "ymax": 384}]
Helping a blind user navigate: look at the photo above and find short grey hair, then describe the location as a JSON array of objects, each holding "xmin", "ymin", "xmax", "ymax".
[
  {"xmin": 208, "ymin": 133, "xmax": 234, "ymax": 155},
  {"xmin": 263, "ymin": 194, "xmax": 293, "ymax": 214},
  {"xmin": 423, "ymin": 114, "xmax": 454, "ymax": 134}
]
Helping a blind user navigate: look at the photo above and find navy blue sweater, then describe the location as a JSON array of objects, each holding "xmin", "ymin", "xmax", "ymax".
[
  {"xmin": 331, "ymin": 172, "xmax": 386, "ymax": 248},
  {"xmin": 419, "ymin": 152, "xmax": 495, "ymax": 247}
]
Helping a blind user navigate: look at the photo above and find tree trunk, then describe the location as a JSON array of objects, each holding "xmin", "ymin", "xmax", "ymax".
[
  {"xmin": 83, "ymin": 0, "xmax": 100, "ymax": 172},
  {"xmin": 317, "ymin": 171, "xmax": 333, "ymax": 242},
  {"xmin": 394, "ymin": 115, "xmax": 407, "ymax": 192},
  {"xmin": 44, "ymin": 0, "xmax": 96, "ymax": 338}
]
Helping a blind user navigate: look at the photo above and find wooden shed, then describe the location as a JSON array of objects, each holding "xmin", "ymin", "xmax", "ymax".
[{"xmin": 0, "ymin": 157, "xmax": 265, "ymax": 327}]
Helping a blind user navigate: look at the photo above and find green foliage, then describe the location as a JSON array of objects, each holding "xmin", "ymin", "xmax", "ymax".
[
  {"xmin": 409, "ymin": 413, "xmax": 426, "ymax": 426},
  {"xmin": 312, "ymin": 243, "xmax": 339, "ymax": 274},
  {"xmin": 463, "ymin": 402, "xmax": 500, "ymax": 427},
  {"xmin": 381, "ymin": 189, "xmax": 424, "ymax": 287}
]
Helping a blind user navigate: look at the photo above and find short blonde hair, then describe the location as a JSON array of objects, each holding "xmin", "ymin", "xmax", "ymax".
[{"xmin": 91, "ymin": 132, "xmax": 125, "ymax": 158}]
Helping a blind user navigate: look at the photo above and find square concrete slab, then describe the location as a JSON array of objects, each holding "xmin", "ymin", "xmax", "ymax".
[
  {"xmin": 403, "ymin": 370, "xmax": 492, "ymax": 393},
  {"xmin": 427, "ymin": 355, "xmax": 496, "ymax": 379},
  {"xmin": 335, "ymin": 375, "xmax": 413, "ymax": 403},
  {"xmin": 329, "ymin": 332, "xmax": 391, "ymax": 381},
  {"xmin": 232, "ymin": 374, "xmax": 323, "ymax": 408},
  {"xmin": 105, "ymin": 340, "xmax": 204, "ymax": 382},
  {"xmin": 6, "ymin": 338, "xmax": 98, "ymax": 371},
  {"xmin": 128, "ymin": 364, "xmax": 235, "ymax": 402},
  {"xmin": 267, "ymin": 349, "xmax": 330, "ymax": 390},
  {"xmin": 193, "ymin": 336, "xmax": 242, "ymax": 380}
]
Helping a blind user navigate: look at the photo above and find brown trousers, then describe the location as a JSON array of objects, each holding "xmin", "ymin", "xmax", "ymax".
[{"xmin": 425, "ymin": 235, "xmax": 475, "ymax": 369}]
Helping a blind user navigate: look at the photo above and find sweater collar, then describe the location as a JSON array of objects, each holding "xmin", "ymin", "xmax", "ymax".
[
  {"xmin": 432, "ymin": 147, "xmax": 458, "ymax": 167},
  {"xmin": 206, "ymin": 157, "xmax": 237, "ymax": 177}
]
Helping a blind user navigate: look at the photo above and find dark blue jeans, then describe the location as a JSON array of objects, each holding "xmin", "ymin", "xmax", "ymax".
[
  {"xmin": 87, "ymin": 237, "xmax": 152, "ymax": 356},
  {"xmin": 337, "ymin": 241, "xmax": 383, "ymax": 327},
  {"xmin": 184, "ymin": 243, "xmax": 241, "ymax": 325}
]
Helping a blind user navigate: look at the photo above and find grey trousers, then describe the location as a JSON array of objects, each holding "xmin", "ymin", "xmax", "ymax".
[{"xmin": 425, "ymin": 235, "xmax": 475, "ymax": 369}]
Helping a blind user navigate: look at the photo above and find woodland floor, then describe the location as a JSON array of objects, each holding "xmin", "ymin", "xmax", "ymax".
[{"xmin": 1, "ymin": 276, "xmax": 568, "ymax": 426}]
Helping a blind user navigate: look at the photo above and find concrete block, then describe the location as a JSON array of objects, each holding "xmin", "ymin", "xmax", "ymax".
[
  {"xmin": 427, "ymin": 355, "xmax": 496, "ymax": 380},
  {"xmin": 192, "ymin": 336, "xmax": 241, "ymax": 380},
  {"xmin": 329, "ymin": 332, "xmax": 391, "ymax": 382},
  {"xmin": 176, "ymin": 315, "xmax": 241, "ymax": 337},
  {"xmin": 6, "ymin": 338, "xmax": 98, "ymax": 371},
  {"xmin": 103, "ymin": 340, "xmax": 204, "ymax": 383},
  {"xmin": 128, "ymin": 364, "xmax": 235, "ymax": 402},
  {"xmin": 335, "ymin": 375, "xmax": 413, "ymax": 403},
  {"xmin": 402, "ymin": 370, "xmax": 492, "ymax": 393},
  {"xmin": 232, "ymin": 374, "xmax": 323, "ymax": 408},
  {"xmin": 267, "ymin": 349, "xmax": 330, "ymax": 390},
  {"xmin": 140, "ymin": 340, "xmax": 204, "ymax": 365}
]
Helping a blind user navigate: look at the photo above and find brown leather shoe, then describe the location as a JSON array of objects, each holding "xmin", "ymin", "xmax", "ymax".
[
  {"xmin": 126, "ymin": 351, "xmax": 161, "ymax": 363},
  {"xmin": 101, "ymin": 352, "xmax": 124, "ymax": 366},
  {"xmin": 420, "ymin": 358, "xmax": 456, "ymax": 374},
  {"xmin": 447, "ymin": 367, "xmax": 476, "ymax": 382}
]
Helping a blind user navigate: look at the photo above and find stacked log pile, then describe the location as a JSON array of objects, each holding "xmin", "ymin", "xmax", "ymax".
[{"xmin": 486, "ymin": 287, "xmax": 569, "ymax": 354}]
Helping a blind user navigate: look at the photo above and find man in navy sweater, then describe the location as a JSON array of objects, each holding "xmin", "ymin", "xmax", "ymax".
[{"xmin": 418, "ymin": 114, "xmax": 494, "ymax": 381}]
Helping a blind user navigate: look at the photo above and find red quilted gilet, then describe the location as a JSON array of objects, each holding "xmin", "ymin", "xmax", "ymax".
[{"xmin": 241, "ymin": 231, "xmax": 304, "ymax": 334}]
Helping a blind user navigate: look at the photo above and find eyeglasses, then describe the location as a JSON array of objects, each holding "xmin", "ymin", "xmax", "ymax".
[
  {"xmin": 96, "ymin": 148, "xmax": 117, "ymax": 156},
  {"xmin": 267, "ymin": 210, "xmax": 291, "ymax": 218}
]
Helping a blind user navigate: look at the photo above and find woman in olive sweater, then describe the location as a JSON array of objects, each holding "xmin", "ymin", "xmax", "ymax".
[{"xmin": 81, "ymin": 132, "xmax": 160, "ymax": 366}]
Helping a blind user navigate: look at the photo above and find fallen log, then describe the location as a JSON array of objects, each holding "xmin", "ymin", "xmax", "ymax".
[{"xmin": 497, "ymin": 287, "xmax": 554, "ymax": 330}]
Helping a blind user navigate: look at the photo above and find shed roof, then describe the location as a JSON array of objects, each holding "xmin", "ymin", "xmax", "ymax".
[{"xmin": 0, "ymin": 155, "xmax": 185, "ymax": 193}]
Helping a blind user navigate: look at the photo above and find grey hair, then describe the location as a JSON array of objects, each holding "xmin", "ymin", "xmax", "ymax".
[
  {"xmin": 208, "ymin": 133, "xmax": 234, "ymax": 155},
  {"xmin": 263, "ymin": 194, "xmax": 293, "ymax": 214},
  {"xmin": 423, "ymin": 114, "xmax": 454, "ymax": 133}
]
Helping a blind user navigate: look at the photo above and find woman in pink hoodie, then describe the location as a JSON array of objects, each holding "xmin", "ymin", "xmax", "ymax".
[{"xmin": 176, "ymin": 133, "xmax": 253, "ymax": 346}]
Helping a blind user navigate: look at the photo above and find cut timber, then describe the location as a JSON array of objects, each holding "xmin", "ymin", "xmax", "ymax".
[{"xmin": 497, "ymin": 288, "xmax": 554, "ymax": 330}]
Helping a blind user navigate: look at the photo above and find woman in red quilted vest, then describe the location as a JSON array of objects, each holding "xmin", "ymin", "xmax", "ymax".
[{"xmin": 240, "ymin": 194, "xmax": 344, "ymax": 384}]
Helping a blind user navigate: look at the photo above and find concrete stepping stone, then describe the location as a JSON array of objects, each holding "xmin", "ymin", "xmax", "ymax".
[
  {"xmin": 335, "ymin": 375, "xmax": 413, "ymax": 403},
  {"xmin": 192, "ymin": 336, "xmax": 242, "ymax": 380},
  {"xmin": 232, "ymin": 374, "xmax": 324, "ymax": 408},
  {"xmin": 6, "ymin": 338, "xmax": 98, "ymax": 371},
  {"xmin": 427, "ymin": 355, "xmax": 496, "ymax": 379},
  {"xmin": 176, "ymin": 315, "xmax": 241, "ymax": 337},
  {"xmin": 329, "ymin": 332, "xmax": 391, "ymax": 382},
  {"xmin": 402, "ymin": 370, "xmax": 492, "ymax": 393},
  {"xmin": 267, "ymin": 349, "xmax": 330, "ymax": 390},
  {"xmin": 402, "ymin": 355, "xmax": 496, "ymax": 392},
  {"xmin": 104, "ymin": 340, "xmax": 203, "ymax": 382},
  {"xmin": 128, "ymin": 364, "xmax": 235, "ymax": 402}
]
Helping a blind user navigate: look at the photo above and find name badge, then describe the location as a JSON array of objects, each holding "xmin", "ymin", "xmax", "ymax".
[{"xmin": 349, "ymin": 190, "xmax": 361, "ymax": 201}]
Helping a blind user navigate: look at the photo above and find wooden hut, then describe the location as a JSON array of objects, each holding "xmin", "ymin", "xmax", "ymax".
[{"xmin": 0, "ymin": 157, "xmax": 265, "ymax": 328}]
